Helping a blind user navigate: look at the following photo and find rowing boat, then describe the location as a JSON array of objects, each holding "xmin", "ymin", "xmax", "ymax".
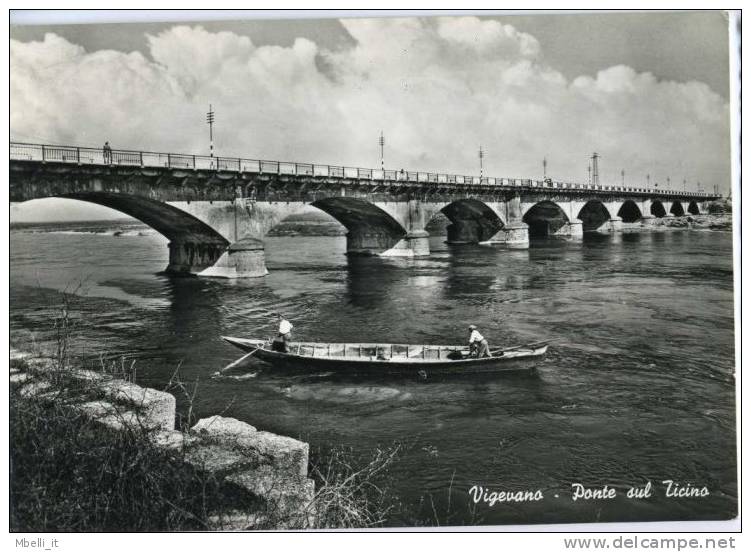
[{"xmin": 221, "ymin": 336, "xmax": 548, "ymax": 377}]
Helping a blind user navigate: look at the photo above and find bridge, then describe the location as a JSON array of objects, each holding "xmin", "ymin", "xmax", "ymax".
[{"xmin": 9, "ymin": 141, "xmax": 719, "ymax": 278}]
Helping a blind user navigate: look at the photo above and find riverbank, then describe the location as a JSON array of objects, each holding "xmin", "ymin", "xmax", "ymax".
[
  {"xmin": 620, "ymin": 213, "xmax": 732, "ymax": 233},
  {"xmin": 9, "ymin": 348, "xmax": 398, "ymax": 531}
]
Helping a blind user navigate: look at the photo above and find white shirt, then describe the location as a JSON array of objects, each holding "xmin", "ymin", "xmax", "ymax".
[
  {"xmin": 469, "ymin": 329, "xmax": 484, "ymax": 343},
  {"xmin": 278, "ymin": 319, "xmax": 293, "ymax": 335}
]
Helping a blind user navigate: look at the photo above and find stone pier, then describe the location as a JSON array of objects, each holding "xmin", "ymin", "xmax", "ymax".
[
  {"xmin": 480, "ymin": 223, "xmax": 530, "ymax": 249},
  {"xmin": 199, "ymin": 239, "xmax": 269, "ymax": 278}
]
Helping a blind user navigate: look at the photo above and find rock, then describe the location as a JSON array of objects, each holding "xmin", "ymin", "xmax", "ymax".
[
  {"xmin": 19, "ymin": 381, "xmax": 53, "ymax": 398},
  {"xmin": 207, "ymin": 511, "xmax": 267, "ymax": 531},
  {"xmin": 10, "ymin": 349, "xmax": 31, "ymax": 361},
  {"xmin": 99, "ymin": 411, "xmax": 141, "ymax": 431},
  {"xmin": 225, "ymin": 465, "xmax": 315, "ymax": 528},
  {"xmin": 191, "ymin": 416, "xmax": 308, "ymax": 477},
  {"xmin": 10, "ymin": 372, "xmax": 30, "ymax": 385},
  {"xmin": 69, "ymin": 369, "xmax": 108, "ymax": 382},
  {"xmin": 248, "ymin": 431, "xmax": 310, "ymax": 477},
  {"xmin": 79, "ymin": 400, "xmax": 118, "ymax": 417},
  {"xmin": 192, "ymin": 415, "xmax": 258, "ymax": 438},
  {"xmin": 99, "ymin": 380, "xmax": 176, "ymax": 430},
  {"xmin": 183, "ymin": 444, "xmax": 255, "ymax": 475},
  {"xmin": 150, "ymin": 429, "xmax": 197, "ymax": 451},
  {"xmin": 77, "ymin": 401, "xmax": 140, "ymax": 431}
]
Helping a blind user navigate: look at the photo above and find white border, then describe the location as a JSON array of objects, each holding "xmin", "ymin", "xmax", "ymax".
[{"xmin": 3, "ymin": 5, "xmax": 743, "ymax": 546}]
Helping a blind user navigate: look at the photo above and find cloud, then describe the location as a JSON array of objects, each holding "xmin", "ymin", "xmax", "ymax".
[{"xmin": 11, "ymin": 17, "xmax": 730, "ymax": 195}]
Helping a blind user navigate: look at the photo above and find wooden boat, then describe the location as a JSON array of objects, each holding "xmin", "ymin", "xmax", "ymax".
[{"xmin": 221, "ymin": 336, "xmax": 548, "ymax": 377}]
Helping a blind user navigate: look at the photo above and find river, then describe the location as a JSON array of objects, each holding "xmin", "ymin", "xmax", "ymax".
[{"xmin": 9, "ymin": 221, "xmax": 737, "ymax": 527}]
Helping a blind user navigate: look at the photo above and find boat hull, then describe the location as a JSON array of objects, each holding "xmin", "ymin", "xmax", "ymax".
[{"xmin": 221, "ymin": 336, "xmax": 547, "ymax": 377}]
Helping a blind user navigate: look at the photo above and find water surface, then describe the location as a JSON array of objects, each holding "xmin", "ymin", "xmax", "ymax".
[{"xmin": 9, "ymin": 223, "xmax": 737, "ymax": 526}]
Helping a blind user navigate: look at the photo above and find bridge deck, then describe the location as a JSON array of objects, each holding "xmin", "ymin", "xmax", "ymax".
[{"xmin": 9, "ymin": 141, "xmax": 715, "ymax": 200}]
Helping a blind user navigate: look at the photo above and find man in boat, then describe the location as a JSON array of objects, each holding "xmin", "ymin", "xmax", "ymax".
[
  {"xmin": 468, "ymin": 324, "xmax": 491, "ymax": 358},
  {"xmin": 273, "ymin": 313, "xmax": 293, "ymax": 353}
]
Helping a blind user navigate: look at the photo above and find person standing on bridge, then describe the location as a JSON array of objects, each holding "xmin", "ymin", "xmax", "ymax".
[
  {"xmin": 103, "ymin": 141, "xmax": 112, "ymax": 165},
  {"xmin": 468, "ymin": 324, "xmax": 491, "ymax": 358},
  {"xmin": 273, "ymin": 313, "xmax": 294, "ymax": 353}
]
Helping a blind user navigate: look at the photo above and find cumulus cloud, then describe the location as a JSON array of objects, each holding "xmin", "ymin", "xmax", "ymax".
[{"xmin": 10, "ymin": 16, "xmax": 730, "ymax": 193}]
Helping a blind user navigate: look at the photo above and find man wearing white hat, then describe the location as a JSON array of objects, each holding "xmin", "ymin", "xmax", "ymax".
[
  {"xmin": 273, "ymin": 313, "xmax": 293, "ymax": 353},
  {"xmin": 468, "ymin": 324, "xmax": 491, "ymax": 358}
]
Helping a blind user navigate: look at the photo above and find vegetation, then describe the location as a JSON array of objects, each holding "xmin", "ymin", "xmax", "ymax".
[
  {"xmin": 707, "ymin": 199, "xmax": 732, "ymax": 214},
  {"xmin": 10, "ymin": 365, "xmax": 236, "ymax": 531},
  {"xmin": 308, "ymin": 444, "xmax": 401, "ymax": 528}
]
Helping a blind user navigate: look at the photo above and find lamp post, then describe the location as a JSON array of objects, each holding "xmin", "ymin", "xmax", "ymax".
[
  {"xmin": 621, "ymin": 169, "xmax": 625, "ymax": 187},
  {"xmin": 543, "ymin": 156, "xmax": 547, "ymax": 180},
  {"xmin": 206, "ymin": 104, "xmax": 215, "ymax": 158},
  {"xmin": 378, "ymin": 131, "xmax": 385, "ymax": 171},
  {"xmin": 478, "ymin": 146, "xmax": 484, "ymax": 178},
  {"xmin": 591, "ymin": 152, "xmax": 599, "ymax": 187}
]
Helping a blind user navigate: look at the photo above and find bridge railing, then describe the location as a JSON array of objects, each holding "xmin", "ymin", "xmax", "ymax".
[{"xmin": 9, "ymin": 141, "xmax": 715, "ymax": 198}]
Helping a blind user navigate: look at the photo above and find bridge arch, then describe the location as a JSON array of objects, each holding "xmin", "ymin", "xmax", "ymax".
[
  {"xmin": 669, "ymin": 201, "xmax": 685, "ymax": 216},
  {"xmin": 650, "ymin": 200, "xmax": 667, "ymax": 218},
  {"xmin": 617, "ymin": 200, "xmax": 642, "ymax": 223},
  {"xmin": 436, "ymin": 198, "xmax": 505, "ymax": 244},
  {"xmin": 310, "ymin": 197, "xmax": 409, "ymax": 256},
  {"xmin": 576, "ymin": 200, "xmax": 612, "ymax": 232},
  {"xmin": 523, "ymin": 200, "xmax": 570, "ymax": 237},
  {"xmin": 15, "ymin": 192, "xmax": 230, "ymax": 274},
  {"xmin": 688, "ymin": 201, "xmax": 700, "ymax": 215}
]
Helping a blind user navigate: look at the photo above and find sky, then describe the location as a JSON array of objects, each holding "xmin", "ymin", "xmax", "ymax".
[{"xmin": 10, "ymin": 11, "xmax": 733, "ymax": 222}]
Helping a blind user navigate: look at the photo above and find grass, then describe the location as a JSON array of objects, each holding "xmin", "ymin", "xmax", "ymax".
[
  {"xmin": 308, "ymin": 444, "xmax": 401, "ymax": 528},
  {"xmin": 10, "ymin": 355, "xmax": 402, "ymax": 531},
  {"xmin": 9, "ymin": 374, "xmax": 237, "ymax": 531}
]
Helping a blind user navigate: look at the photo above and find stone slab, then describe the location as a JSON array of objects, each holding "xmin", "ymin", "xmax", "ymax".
[
  {"xmin": 183, "ymin": 444, "xmax": 254, "ymax": 475},
  {"xmin": 19, "ymin": 381, "xmax": 53, "ymax": 398},
  {"xmin": 191, "ymin": 416, "xmax": 308, "ymax": 476},
  {"xmin": 192, "ymin": 415, "xmax": 258, "ymax": 439},
  {"xmin": 10, "ymin": 372, "xmax": 30, "ymax": 385},
  {"xmin": 99, "ymin": 380, "xmax": 176, "ymax": 430},
  {"xmin": 225, "ymin": 465, "xmax": 315, "ymax": 526},
  {"xmin": 150, "ymin": 429, "xmax": 197, "ymax": 451}
]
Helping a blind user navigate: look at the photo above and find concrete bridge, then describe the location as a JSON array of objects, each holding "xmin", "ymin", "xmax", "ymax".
[{"xmin": 10, "ymin": 142, "xmax": 719, "ymax": 278}]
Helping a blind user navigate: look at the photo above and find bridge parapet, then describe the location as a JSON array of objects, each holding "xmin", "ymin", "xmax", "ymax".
[{"xmin": 10, "ymin": 141, "xmax": 718, "ymax": 201}]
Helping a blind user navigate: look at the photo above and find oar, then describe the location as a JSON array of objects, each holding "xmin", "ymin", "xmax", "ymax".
[{"xmin": 212, "ymin": 348, "xmax": 260, "ymax": 377}]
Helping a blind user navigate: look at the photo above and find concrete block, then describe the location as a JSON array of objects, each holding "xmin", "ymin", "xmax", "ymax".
[
  {"xmin": 99, "ymin": 380, "xmax": 176, "ymax": 430},
  {"xmin": 99, "ymin": 411, "xmax": 141, "ymax": 432},
  {"xmin": 248, "ymin": 431, "xmax": 310, "ymax": 477},
  {"xmin": 191, "ymin": 416, "xmax": 308, "ymax": 476},
  {"xmin": 10, "ymin": 372, "xmax": 30, "ymax": 385},
  {"xmin": 79, "ymin": 400, "xmax": 118, "ymax": 417},
  {"xmin": 78, "ymin": 401, "xmax": 141, "ymax": 431},
  {"xmin": 70, "ymin": 369, "xmax": 108, "ymax": 382},
  {"xmin": 183, "ymin": 444, "xmax": 254, "ymax": 475},
  {"xmin": 191, "ymin": 415, "xmax": 258, "ymax": 439},
  {"xmin": 150, "ymin": 429, "xmax": 197, "ymax": 451},
  {"xmin": 10, "ymin": 349, "xmax": 31, "ymax": 361},
  {"xmin": 23, "ymin": 356, "xmax": 56, "ymax": 374},
  {"xmin": 192, "ymin": 416, "xmax": 308, "ymax": 476},
  {"xmin": 19, "ymin": 381, "xmax": 53, "ymax": 398},
  {"xmin": 207, "ymin": 511, "xmax": 267, "ymax": 531},
  {"xmin": 225, "ymin": 465, "xmax": 315, "ymax": 527}
]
